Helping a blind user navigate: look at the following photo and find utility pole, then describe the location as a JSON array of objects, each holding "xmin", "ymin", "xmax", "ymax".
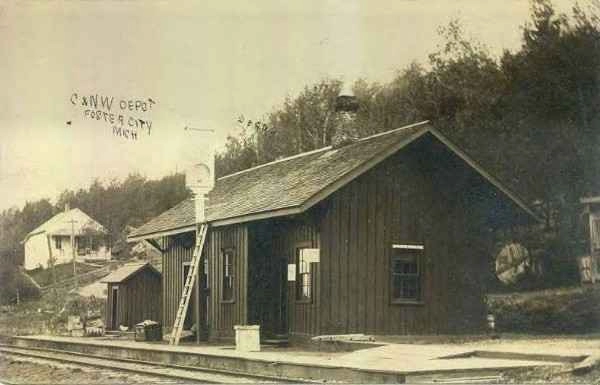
[{"xmin": 68, "ymin": 219, "xmax": 78, "ymax": 290}]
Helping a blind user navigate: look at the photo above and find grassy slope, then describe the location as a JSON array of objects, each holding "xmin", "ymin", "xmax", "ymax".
[
  {"xmin": 487, "ymin": 286, "xmax": 600, "ymax": 334},
  {"xmin": 28, "ymin": 262, "xmax": 100, "ymax": 287}
]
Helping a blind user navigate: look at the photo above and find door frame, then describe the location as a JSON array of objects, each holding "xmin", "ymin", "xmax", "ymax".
[
  {"xmin": 278, "ymin": 256, "xmax": 289, "ymax": 335},
  {"xmin": 111, "ymin": 286, "xmax": 119, "ymax": 330}
]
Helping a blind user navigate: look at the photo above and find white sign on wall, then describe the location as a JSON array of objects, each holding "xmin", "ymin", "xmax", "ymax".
[
  {"xmin": 287, "ymin": 264, "xmax": 296, "ymax": 281},
  {"xmin": 301, "ymin": 248, "xmax": 320, "ymax": 263}
]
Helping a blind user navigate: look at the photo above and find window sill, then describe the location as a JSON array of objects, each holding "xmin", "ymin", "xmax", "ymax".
[
  {"xmin": 220, "ymin": 299, "xmax": 235, "ymax": 304},
  {"xmin": 391, "ymin": 300, "xmax": 424, "ymax": 306}
]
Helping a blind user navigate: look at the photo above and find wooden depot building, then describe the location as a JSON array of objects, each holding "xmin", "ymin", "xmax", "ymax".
[
  {"xmin": 102, "ymin": 262, "xmax": 162, "ymax": 330},
  {"xmin": 128, "ymin": 121, "xmax": 538, "ymax": 341}
]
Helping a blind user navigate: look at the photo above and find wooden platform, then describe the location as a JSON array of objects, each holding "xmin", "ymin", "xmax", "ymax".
[{"xmin": 10, "ymin": 335, "xmax": 580, "ymax": 383}]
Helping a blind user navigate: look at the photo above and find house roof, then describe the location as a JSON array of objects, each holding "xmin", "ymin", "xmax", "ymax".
[
  {"xmin": 101, "ymin": 262, "xmax": 160, "ymax": 284},
  {"xmin": 128, "ymin": 121, "xmax": 539, "ymax": 241},
  {"xmin": 581, "ymin": 196, "xmax": 600, "ymax": 204},
  {"xmin": 22, "ymin": 208, "xmax": 108, "ymax": 244}
]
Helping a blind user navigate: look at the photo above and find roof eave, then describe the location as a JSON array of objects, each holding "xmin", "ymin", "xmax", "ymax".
[
  {"xmin": 209, "ymin": 205, "xmax": 304, "ymax": 227},
  {"xmin": 127, "ymin": 224, "xmax": 197, "ymax": 243},
  {"xmin": 126, "ymin": 205, "xmax": 307, "ymax": 240},
  {"xmin": 21, "ymin": 230, "xmax": 46, "ymax": 244}
]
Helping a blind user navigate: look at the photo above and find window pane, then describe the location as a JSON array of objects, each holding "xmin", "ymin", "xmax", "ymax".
[
  {"xmin": 391, "ymin": 250, "xmax": 422, "ymax": 301},
  {"xmin": 296, "ymin": 248, "xmax": 318, "ymax": 301},
  {"xmin": 408, "ymin": 261, "xmax": 418, "ymax": 274},
  {"xmin": 393, "ymin": 275, "xmax": 403, "ymax": 298},
  {"xmin": 222, "ymin": 251, "xmax": 234, "ymax": 300},
  {"xmin": 593, "ymin": 219, "xmax": 600, "ymax": 250},
  {"xmin": 402, "ymin": 277, "xmax": 418, "ymax": 299},
  {"xmin": 302, "ymin": 273, "xmax": 311, "ymax": 298}
]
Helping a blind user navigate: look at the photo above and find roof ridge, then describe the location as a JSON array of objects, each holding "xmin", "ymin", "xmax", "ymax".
[
  {"xmin": 356, "ymin": 120, "xmax": 430, "ymax": 142},
  {"xmin": 218, "ymin": 146, "xmax": 332, "ymax": 181},
  {"xmin": 217, "ymin": 121, "xmax": 431, "ymax": 181}
]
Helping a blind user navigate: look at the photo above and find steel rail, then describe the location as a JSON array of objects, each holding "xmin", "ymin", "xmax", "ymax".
[{"xmin": 0, "ymin": 344, "xmax": 316, "ymax": 383}]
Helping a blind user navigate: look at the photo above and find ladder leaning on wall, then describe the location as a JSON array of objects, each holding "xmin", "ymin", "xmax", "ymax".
[{"xmin": 169, "ymin": 223, "xmax": 208, "ymax": 345}]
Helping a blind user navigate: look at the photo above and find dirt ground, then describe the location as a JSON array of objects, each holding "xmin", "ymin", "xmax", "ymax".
[
  {"xmin": 454, "ymin": 335, "xmax": 600, "ymax": 384},
  {"xmin": 503, "ymin": 365, "xmax": 600, "ymax": 384},
  {"xmin": 0, "ymin": 353, "xmax": 186, "ymax": 384}
]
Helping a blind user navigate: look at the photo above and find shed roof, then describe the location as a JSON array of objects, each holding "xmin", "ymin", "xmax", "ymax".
[
  {"xmin": 129, "ymin": 122, "xmax": 538, "ymax": 241},
  {"xmin": 101, "ymin": 262, "xmax": 160, "ymax": 284},
  {"xmin": 23, "ymin": 208, "xmax": 107, "ymax": 243}
]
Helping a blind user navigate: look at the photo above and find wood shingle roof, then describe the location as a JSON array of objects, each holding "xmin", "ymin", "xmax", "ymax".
[
  {"xmin": 101, "ymin": 262, "xmax": 160, "ymax": 283},
  {"xmin": 128, "ymin": 121, "xmax": 538, "ymax": 241}
]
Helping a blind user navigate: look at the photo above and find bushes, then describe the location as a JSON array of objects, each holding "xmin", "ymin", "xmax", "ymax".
[
  {"xmin": 0, "ymin": 263, "xmax": 41, "ymax": 305},
  {"xmin": 487, "ymin": 286, "xmax": 600, "ymax": 334}
]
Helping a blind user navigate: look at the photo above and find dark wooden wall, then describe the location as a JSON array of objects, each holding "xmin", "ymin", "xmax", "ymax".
[
  {"xmin": 247, "ymin": 222, "xmax": 284, "ymax": 335},
  {"xmin": 159, "ymin": 134, "xmax": 512, "ymax": 339},
  {"xmin": 315, "ymin": 137, "xmax": 493, "ymax": 335},
  {"xmin": 105, "ymin": 268, "xmax": 162, "ymax": 330},
  {"xmin": 161, "ymin": 225, "xmax": 248, "ymax": 339},
  {"xmin": 271, "ymin": 220, "xmax": 321, "ymax": 337},
  {"xmin": 161, "ymin": 233, "xmax": 196, "ymax": 330},
  {"xmin": 106, "ymin": 284, "xmax": 121, "ymax": 330},
  {"xmin": 207, "ymin": 224, "xmax": 248, "ymax": 338}
]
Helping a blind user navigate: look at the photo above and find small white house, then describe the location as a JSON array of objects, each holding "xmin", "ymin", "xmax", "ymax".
[{"xmin": 22, "ymin": 206, "xmax": 111, "ymax": 270}]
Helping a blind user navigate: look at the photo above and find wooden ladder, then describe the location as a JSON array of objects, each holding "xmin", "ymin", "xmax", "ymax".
[{"xmin": 169, "ymin": 223, "xmax": 208, "ymax": 345}]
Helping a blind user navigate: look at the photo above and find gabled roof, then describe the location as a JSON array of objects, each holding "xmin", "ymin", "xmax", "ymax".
[
  {"xmin": 22, "ymin": 208, "xmax": 107, "ymax": 244},
  {"xmin": 128, "ymin": 122, "xmax": 539, "ymax": 241},
  {"xmin": 101, "ymin": 262, "xmax": 160, "ymax": 284}
]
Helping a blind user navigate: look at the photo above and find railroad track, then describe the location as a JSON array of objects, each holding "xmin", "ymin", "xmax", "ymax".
[{"xmin": 0, "ymin": 343, "xmax": 315, "ymax": 383}]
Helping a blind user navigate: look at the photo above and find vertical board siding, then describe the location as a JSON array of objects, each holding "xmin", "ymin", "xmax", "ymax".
[
  {"xmin": 208, "ymin": 224, "xmax": 248, "ymax": 338},
  {"xmin": 268, "ymin": 220, "xmax": 320, "ymax": 337},
  {"xmin": 159, "ymin": 137, "xmax": 493, "ymax": 339},
  {"xmin": 317, "ymin": 142, "xmax": 490, "ymax": 336},
  {"xmin": 161, "ymin": 234, "xmax": 195, "ymax": 330},
  {"xmin": 105, "ymin": 267, "xmax": 161, "ymax": 330},
  {"xmin": 163, "ymin": 226, "xmax": 248, "ymax": 339}
]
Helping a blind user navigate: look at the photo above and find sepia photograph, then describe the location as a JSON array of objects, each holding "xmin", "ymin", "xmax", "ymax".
[{"xmin": 1, "ymin": 0, "xmax": 600, "ymax": 383}]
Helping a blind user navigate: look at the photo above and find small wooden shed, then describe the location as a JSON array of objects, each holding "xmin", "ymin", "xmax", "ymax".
[{"xmin": 102, "ymin": 262, "xmax": 162, "ymax": 330}]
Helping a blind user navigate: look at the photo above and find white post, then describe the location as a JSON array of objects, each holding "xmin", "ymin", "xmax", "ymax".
[
  {"xmin": 192, "ymin": 190, "xmax": 207, "ymax": 344},
  {"xmin": 183, "ymin": 126, "xmax": 215, "ymax": 344}
]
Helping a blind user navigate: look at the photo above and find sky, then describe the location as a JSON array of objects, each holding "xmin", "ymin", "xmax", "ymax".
[{"xmin": 0, "ymin": 0, "xmax": 582, "ymax": 211}]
